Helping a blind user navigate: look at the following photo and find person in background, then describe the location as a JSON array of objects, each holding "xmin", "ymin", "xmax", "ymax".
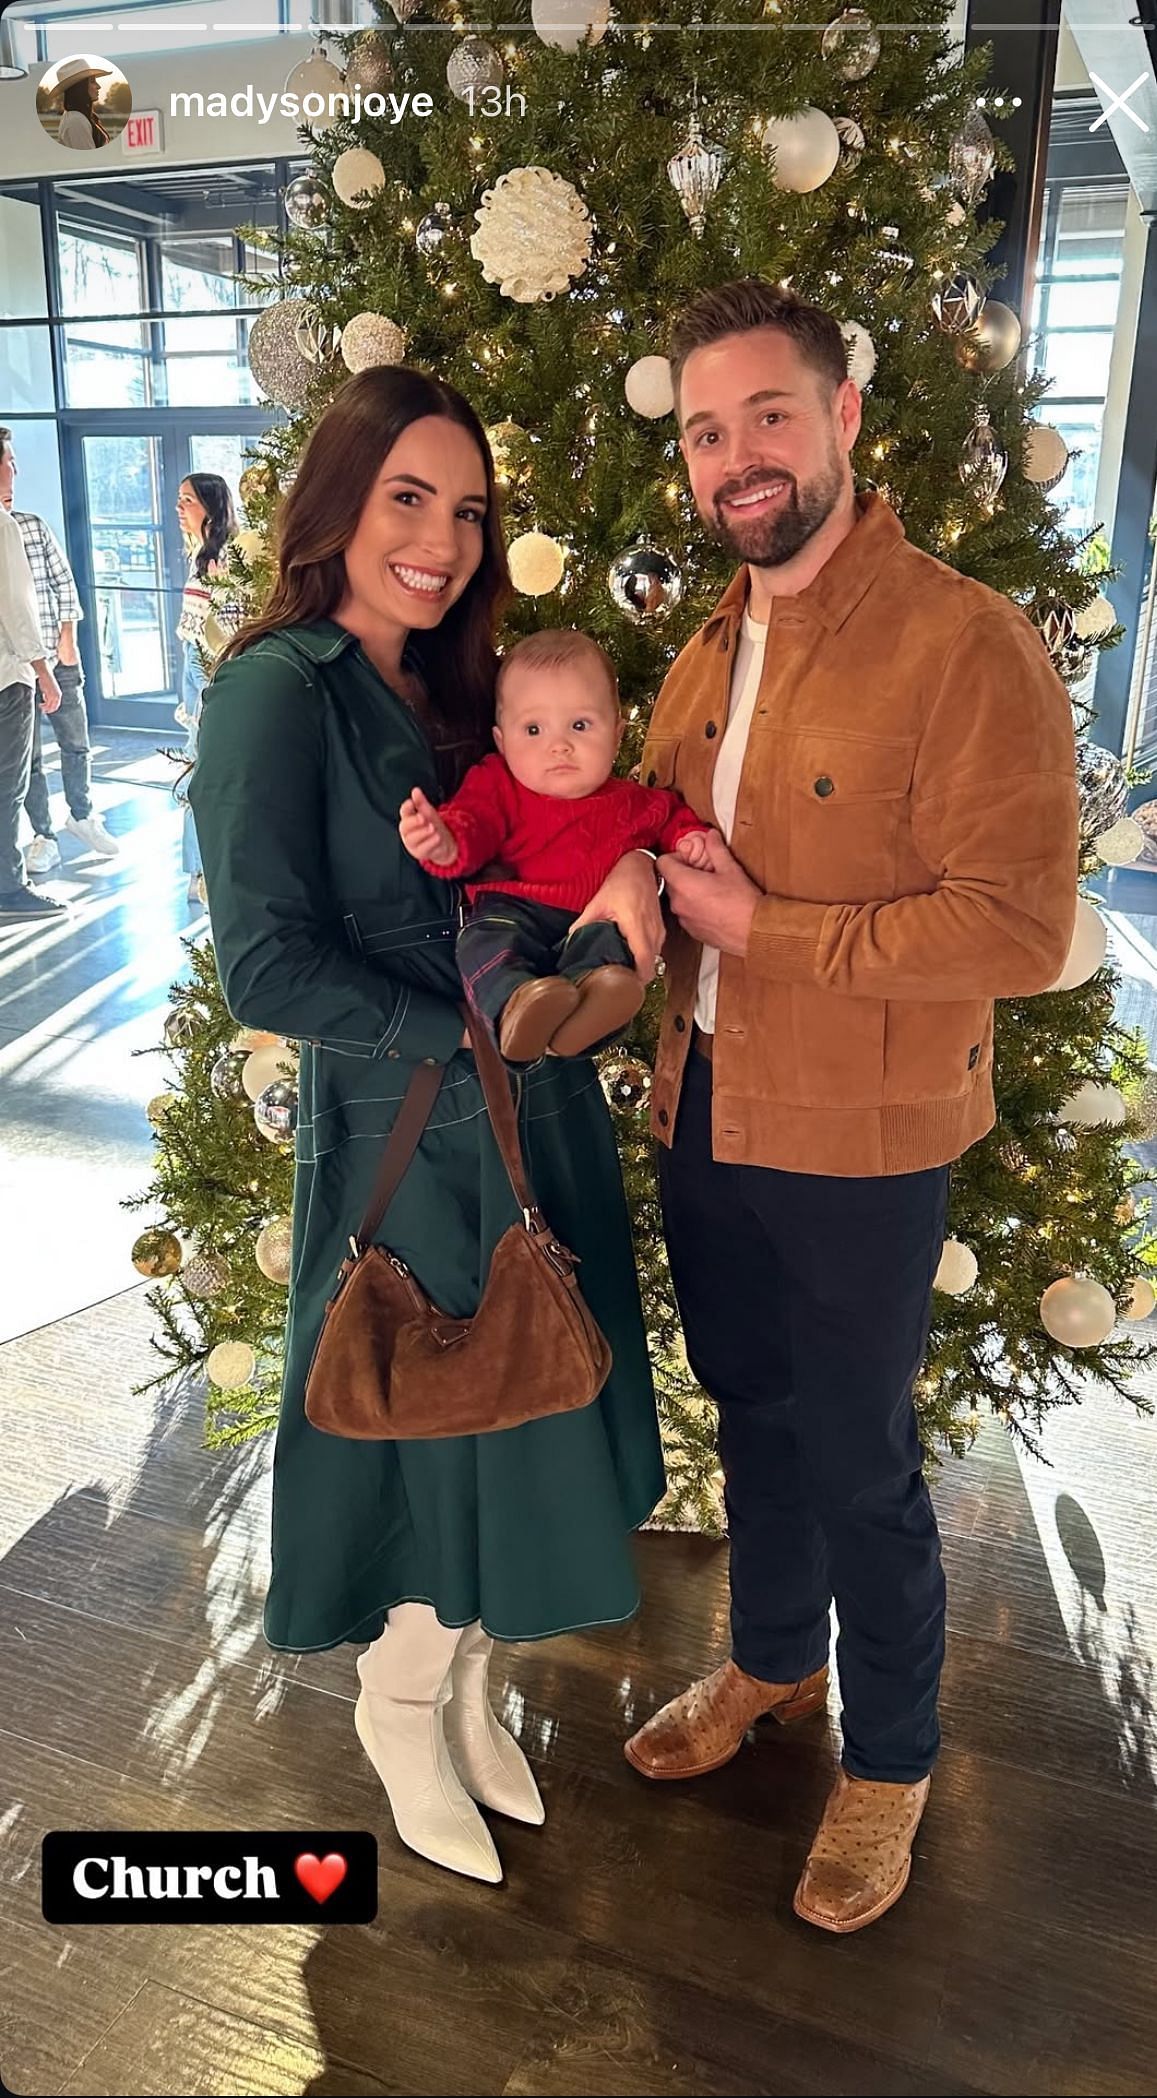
[
  {"xmin": 0, "ymin": 428, "xmax": 118, "ymax": 871},
  {"xmin": 175, "ymin": 473, "xmax": 236, "ymax": 903},
  {"xmin": 51, "ymin": 59, "xmax": 113, "ymax": 150},
  {"xmin": 0, "ymin": 504, "xmax": 64, "ymax": 922}
]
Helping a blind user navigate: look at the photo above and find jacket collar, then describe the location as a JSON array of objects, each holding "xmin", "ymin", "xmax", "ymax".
[
  {"xmin": 273, "ymin": 619, "xmax": 361, "ymax": 664},
  {"xmin": 701, "ymin": 491, "xmax": 905, "ymax": 647}
]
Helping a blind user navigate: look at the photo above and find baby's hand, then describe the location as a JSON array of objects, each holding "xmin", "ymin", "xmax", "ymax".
[
  {"xmin": 674, "ymin": 829, "xmax": 714, "ymax": 871},
  {"xmin": 399, "ymin": 786, "xmax": 457, "ymax": 866}
]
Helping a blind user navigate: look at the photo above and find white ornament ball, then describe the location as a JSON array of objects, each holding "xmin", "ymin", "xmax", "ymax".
[
  {"xmin": 206, "ymin": 1340, "xmax": 259, "ymax": 1390},
  {"xmin": 471, "ymin": 165, "xmax": 592, "ymax": 303},
  {"xmin": 285, "ymin": 53, "xmax": 346, "ymax": 131},
  {"xmin": 333, "ymin": 149, "xmax": 386, "ymax": 209},
  {"xmin": 1039, "ymin": 1276, "xmax": 1116, "ymax": 1348},
  {"xmin": 507, "ymin": 530, "xmax": 566, "ymax": 596},
  {"xmin": 841, "ymin": 320, "xmax": 877, "ymax": 389},
  {"xmin": 234, "ymin": 528, "xmax": 266, "ymax": 568},
  {"xmin": 1095, "ymin": 818, "xmax": 1144, "ymax": 867},
  {"xmin": 531, "ymin": 0, "xmax": 610, "ymax": 52},
  {"xmin": 934, "ymin": 1239, "xmax": 979, "ymax": 1294},
  {"xmin": 242, "ymin": 1043, "xmax": 298, "ymax": 1102},
  {"xmin": 1122, "ymin": 1276, "xmax": 1156, "ymax": 1321},
  {"xmin": 340, "ymin": 312, "xmax": 408, "ymax": 373},
  {"xmin": 760, "ymin": 107, "xmax": 841, "ymax": 193},
  {"xmin": 1074, "ymin": 591, "xmax": 1116, "ymax": 643},
  {"xmin": 146, "ymin": 1093, "xmax": 177, "ymax": 1127},
  {"xmin": 1046, "ymin": 898, "xmax": 1107, "ymax": 991},
  {"xmin": 1057, "ymin": 1080, "xmax": 1128, "ymax": 1128},
  {"xmin": 231, "ymin": 1026, "xmax": 280, "ymax": 1052},
  {"xmin": 625, "ymin": 355, "xmax": 675, "ymax": 419},
  {"xmin": 1023, "ymin": 422, "xmax": 1069, "ymax": 491}
]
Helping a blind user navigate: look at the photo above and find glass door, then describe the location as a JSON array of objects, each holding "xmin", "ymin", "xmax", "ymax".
[{"xmin": 81, "ymin": 432, "xmax": 173, "ymax": 721}]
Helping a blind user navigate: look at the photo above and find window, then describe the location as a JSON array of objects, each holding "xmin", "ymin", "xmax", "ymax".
[{"xmin": 1031, "ymin": 182, "xmax": 1130, "ymax": 538}]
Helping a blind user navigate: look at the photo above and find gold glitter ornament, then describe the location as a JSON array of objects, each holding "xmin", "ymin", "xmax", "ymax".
[
  {"xmin": 132, "ymin": 1228, "xmax": 183, "ymax": 1278},
  {"xmin": 206, "ymin": 1340, "xmax": 258, "ymax": 1389},
  {"xmin": 255, "ymin": 1216, "xmax": 295, "ymax": 1285}
]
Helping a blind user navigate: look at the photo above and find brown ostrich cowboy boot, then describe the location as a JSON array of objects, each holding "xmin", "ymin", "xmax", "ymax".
[
  {"xmin": 624, "ymin": 1659, "xmax": 830, "ymax": 1781},
  {"xmin": 793, "ymin": 1769, "xmax": 931, "ymax": 1933}
]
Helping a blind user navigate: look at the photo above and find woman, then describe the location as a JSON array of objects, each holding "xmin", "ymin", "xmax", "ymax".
[
  {"xmin": 189, "ymin": 367, "xmax": 666, "ymax": 1887},
  {"xmin": 176, "ymin": 472, "xmax": 235, "ymax": 902},
  {"xmin": 53, "ymin": 59, "xmax": 113, "ymax": 150}
]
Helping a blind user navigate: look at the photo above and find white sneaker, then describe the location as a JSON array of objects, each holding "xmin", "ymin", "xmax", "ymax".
[
  {"xmin": 66, "ymin": 813, "xmax": 119, "ymax": 858},
  {"xmin": 25, "ymin": 835, "xmax": 61, "ymax": 873}
]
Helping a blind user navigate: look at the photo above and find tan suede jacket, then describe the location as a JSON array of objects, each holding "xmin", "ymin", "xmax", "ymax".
[{"xmin": 643, "ymin": 494, "xmax": 1080, "ymax": 1178}]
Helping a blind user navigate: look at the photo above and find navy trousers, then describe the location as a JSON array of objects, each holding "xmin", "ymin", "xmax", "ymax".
[{"xmin": 659, "ymin": 1045, "xmax": 949, "ymax": 1783}]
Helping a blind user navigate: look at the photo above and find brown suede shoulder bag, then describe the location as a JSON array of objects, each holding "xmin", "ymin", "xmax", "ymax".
[{"xmin": 304, "ymin": 1011, "xmax": 613, "ymax": 1440}]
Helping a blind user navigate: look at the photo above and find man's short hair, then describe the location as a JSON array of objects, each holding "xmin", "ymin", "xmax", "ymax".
[
  {"xmin": 0, "ymin": 426, "xmax": 12, "ymax": 455},
  {"xmin": 669, "ymin": 279, "xmax": 850, "ymax": 407},
  {"xmin": 497, "ymin": 627, "xmax": 619, "ymax": 711}
]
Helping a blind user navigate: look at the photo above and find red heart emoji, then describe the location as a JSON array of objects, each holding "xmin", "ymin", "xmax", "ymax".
[{"xmin": 294, "ymin": 1851, "xmax": 348, "ymax": 1904}]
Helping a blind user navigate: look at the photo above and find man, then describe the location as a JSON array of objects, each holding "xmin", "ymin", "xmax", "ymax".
[
  {"xmin": 0, "ymin": 428, "xmax": 118, "ymax": 868},
  {"xmin": 0, "ymin": 503, "xmax": 65, "ymax": 921},
  {"xmin": 625, "ymin": 280, "xmax": 1078, "ymax": 1932}
]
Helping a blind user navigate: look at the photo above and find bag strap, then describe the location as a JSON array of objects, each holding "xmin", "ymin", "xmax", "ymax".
[{"xmin": 351, "ymin": 1009, "xmax": 539, "ymax": 1253}]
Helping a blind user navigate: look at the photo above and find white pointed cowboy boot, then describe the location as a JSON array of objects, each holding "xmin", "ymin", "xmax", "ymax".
[
  {"xmin": 441, "ymin": 1621, "xmax": 545, "ymax": 1826},
  {"xmin": 354, "ymin": 1602, "xmax": 503, "ymax": 1884}
]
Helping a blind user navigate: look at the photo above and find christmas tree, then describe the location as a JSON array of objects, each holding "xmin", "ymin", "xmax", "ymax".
[{"xmin": 131, "ymin": 0, "xmax": 1157, "ymax": 1528}]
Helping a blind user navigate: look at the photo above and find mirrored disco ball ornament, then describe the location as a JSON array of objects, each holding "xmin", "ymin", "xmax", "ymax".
[
  {"xmin": 932, "ymin": 271, "xmax": 984, "ymax": 335},
  {"xmin": 820, "ymin": 8, "xmax": 881, "ymax": 79},
  {"xmin": 416, "ymin": 203, "xmax": 454, "ymax": 255},
  {"xmin": 667, "ymin": 113, "xmax": 727, "ymax": 237},
  {"xmin": 344, "ymin": 30, "xmax": 393, "ymax": 96},
  {"xmin": 254, "ymin": 1079, "xmax": 299, "ymax": 1144},
  {"xmin": 1074, "ymin": 738, "xmax": 1128, "ymax": 840},
  {"xmin": 948, "ymin": 107, "xmax": 996, "ymax": 205},
  {"xmin": 608, "ymin": 543, "xmax": 684, "ymax": 625},
  {"xmin": 283, "ymin": 174, "xmax": 328, "ymax": 230},
  {"xmin": 447, "ymin": 36, "xmax": 504, "ymax": 102},
  {"xmin": 958, "ymin": 405, "xmax": 1007, "ymax": 507},
  {"xmin": 132, "ymin": 1228, "xmax": 183, "ymax": 1278},
  {"xmin": 210, "ymin": 1049, "xmax": 249, "ymax": 1103}
]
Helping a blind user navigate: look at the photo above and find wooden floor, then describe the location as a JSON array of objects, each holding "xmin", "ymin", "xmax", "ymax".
[{"xmin": 2, "ymin": 1286, "xmax": 1156, "ymax": 2098}]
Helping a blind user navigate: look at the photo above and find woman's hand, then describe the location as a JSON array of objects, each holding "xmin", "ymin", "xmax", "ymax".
[
  {"xmin": 400, "ymin": 786, "xmax": 457, "ymax": 866},
  {"xmin": 571, "ymin": 850, "xmax": 665, "ymax": 981}
]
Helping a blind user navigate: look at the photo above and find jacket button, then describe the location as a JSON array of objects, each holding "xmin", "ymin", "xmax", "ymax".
[
  {"xmin": 658, "ymin": 1107, "xmax": 669, "ymax": 1127},
  {"xmin": 646, "ymin": 769, "xmax": 657, "ymax": 787},
  {"xmin": 813, "ymin": 775, "xmax": 835, "ymax": 797},
  {"xmin": 705, "ymin": 721, "xmax": 718, "ymax": 740},
  {"xmin": 674, "ymin": 1015, "xmax": 686, "ymax": 1033},
  {"xmin": 387, "ymin": 1049, "xmax": 400, "ymax": 1060}
]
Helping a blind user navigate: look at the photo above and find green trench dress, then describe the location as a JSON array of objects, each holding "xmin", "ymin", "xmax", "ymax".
[{"xmin": 189, "ymin": 620, "xmax": 665, "ymax": 1653}]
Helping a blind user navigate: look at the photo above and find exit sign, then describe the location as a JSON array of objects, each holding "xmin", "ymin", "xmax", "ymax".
[{"xmin": 124, "ymin": 111, "xmax": 163, "ymax": 157}]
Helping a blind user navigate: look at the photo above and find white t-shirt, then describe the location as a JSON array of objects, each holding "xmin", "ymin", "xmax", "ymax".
[
  {"xmin": 58, "ymin": 111, "xmax": 98, "ymax": 150},
  {"xmin": 694, "ymin": 604, "xmax": 769, "ymax": 1033}
]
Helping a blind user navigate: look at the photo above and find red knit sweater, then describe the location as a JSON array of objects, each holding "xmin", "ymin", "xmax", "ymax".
[{"xmin": 423, "ymin": 752, "xmax": 707, "ymax": 912}]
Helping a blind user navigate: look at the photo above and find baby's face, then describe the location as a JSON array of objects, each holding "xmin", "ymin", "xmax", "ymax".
[{"xmin": 495, "ymin": 662, "xmax": 622, "ymax": 800}]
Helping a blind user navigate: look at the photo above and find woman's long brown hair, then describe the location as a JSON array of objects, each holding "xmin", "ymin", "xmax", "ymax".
[{"xmin": 221, "ymin": 366, "xmax": 511, "ymax": 780}]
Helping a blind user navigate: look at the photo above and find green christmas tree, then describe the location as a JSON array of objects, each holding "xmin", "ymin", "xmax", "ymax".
[{"xmin": 131, "ymin": 0, "xmax": 1156, "ymax": 1527}]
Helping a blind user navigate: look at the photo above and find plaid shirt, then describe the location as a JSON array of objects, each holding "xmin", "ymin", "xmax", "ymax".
[{"xmin": 10, "ymin": 509, "xmax": 83, "ymax": 651}]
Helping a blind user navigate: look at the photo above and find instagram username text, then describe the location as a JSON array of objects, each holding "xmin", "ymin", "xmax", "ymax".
[{"xmin": 171, "ymin": 84, "xmax": 525, "ymax": 125}]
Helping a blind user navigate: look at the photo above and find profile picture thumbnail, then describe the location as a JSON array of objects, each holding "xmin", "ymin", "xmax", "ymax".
[{"xmin": 36, "ymin": 54, "xmax": 132, "ymax": 152}]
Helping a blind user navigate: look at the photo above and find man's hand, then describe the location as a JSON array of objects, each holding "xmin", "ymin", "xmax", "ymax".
[
  {"xmin": 399, "ymin": 785, "xmax": 457, "ymax": 866},
  {"xmin": 36, "ymin": 665, "xmax": 61, "ymax": 715},
  {"xmin": 658, "ymin": 829, "xmax": 763, "ymax": 956},
  {"xmin": 673, "ymin": 829, "xmax": 714, "ymax": 871},
  {"xmin": 571, "ymin": 850, "xmax": 665, "ymax": 981}
]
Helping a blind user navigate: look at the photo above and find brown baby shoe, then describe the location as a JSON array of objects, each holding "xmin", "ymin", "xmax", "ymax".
[
  {"xmin": 498, "ymin": 976, "xmax": 581, "ymax": 1062},
  {"xmin": 547, "ymin": 965, "xmax": 646, "ymax": 1057},
  {"xmin": 624, "ymin": 1659, "xmax": 830, "ymax": 1781},
  {"xmin": 793, "ymin": 1769, "xmax": 931, "ymax": 1933}
]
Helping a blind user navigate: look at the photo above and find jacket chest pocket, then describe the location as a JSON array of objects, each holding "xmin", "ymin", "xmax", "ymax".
[{"xmin": 776, "ymin": 730, "xmax": 916, "ymax": 903}]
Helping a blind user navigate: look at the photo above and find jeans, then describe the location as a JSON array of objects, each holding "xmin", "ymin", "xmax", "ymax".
[
  {"xmin": 659, "ymin": 1045, "xmax": 949, "ymax": 1783},
  {"xmin": 24, "ymin": 662, "xmax": 92, "ymax": 835},
  {"xmin": 456, "ymin": 893, "xmax": 633, "ymax": 1043},
  {"xmin": 179, "ymin": 639, "xmax": 205, "ymax": 877},
  {"xmin": 1, "ymin": 679, "xmax": 36, "ymax": 892}
]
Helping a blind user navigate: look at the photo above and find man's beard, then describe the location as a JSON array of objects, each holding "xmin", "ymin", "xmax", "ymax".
[{"xmin": 705, "ymin": 457, "xmax": 844, "ymax": 568}]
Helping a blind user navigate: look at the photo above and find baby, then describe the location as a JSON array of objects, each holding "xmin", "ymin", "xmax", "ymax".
[{"xmin": 399, "ymin": 628, "xmax": 711, "ymax": 1063}]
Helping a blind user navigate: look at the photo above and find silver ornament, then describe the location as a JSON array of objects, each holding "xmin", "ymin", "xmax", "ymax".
[
  {"xmin": 821, "ymin": 8, "xmax": 882, "ymax": 80},
  {"xmin": 608, "ymin": 543, "xmax": 684, "ymax": 625},
  {"xmin": 949, "ymin": 107, "xmax": 996, "ymax": 207},
  {"xmin": 247, "ymin": 297, "xmax": 315, "ymax": 412},
  {"xmin": 834, "ymin": 115, "xmax": 865, "ymax": 168},
  {"xmin": 447, "ymin": 36, "xmax": 504, "ymax": 103},
  {"xmin": 294, "ymin": 303, "xmax": 343, "ymax": 366},
  {"xmin": 1075, "ymin": 738, "xmax": 1129, "ymax": 841},
  {"xmin": 1031, "ymin": 598, "xmax": 1078, "ymax": 664},
  {"xmin": 344, "ymin": 31, "xmax": 394, "ymax": 97},
  {"xmin": 416, "ymin": 203, "xmax": 454, "ymax": 255},
  {"xmin": 283, "ymin": 174, "xmax": 328, "ymax": 231},
  {"xmin": 932, "ymin": 271, "xmax": 984, "ymax": 335},
  {"xmin": 182, "ymin": 1252, "xmax": 231, "ymax": 1300},
  {"xmin": 385, "ymin": 0, "xmax": 420, "ymax": 20},
  {"xmin": 254, "ymin": 1079, "xmax": 299, "ymax": 1144},
  {"xmin": 163, "ymin": 1006, "xmax": 200, "ymax": 1050},
  {"xmin": 210, "ymin": 1049, "xmax": 249, "ymax": 1103},
  {"xmin": 958, "ymin": 405, "xmax": 1007, "ymax": 508},
  {"xmin": 667, "ymin": 113, "xmax": 727, "ymax": 239}
]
